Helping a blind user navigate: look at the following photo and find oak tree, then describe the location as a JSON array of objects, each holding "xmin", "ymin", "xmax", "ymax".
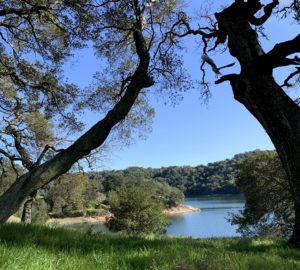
[
  {"xmin": 0, "ymin": 0, "xmax": 190, "ymax": 226},
  {"xmin": 165, "ymin": 0, "xmax": 300, "ymax": 245}
]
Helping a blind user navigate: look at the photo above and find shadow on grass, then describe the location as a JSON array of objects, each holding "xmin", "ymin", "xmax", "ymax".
[
  {"xmin": 0, "ymin": 223, "xmax": 212, "ymax": 254},
  {"xmin": 1, "ymin": 223, "xmax": 300, "ymax": 266},
  {"xmin": 226, "ymin": 237, "xmax": 300, "ymax": 261}
]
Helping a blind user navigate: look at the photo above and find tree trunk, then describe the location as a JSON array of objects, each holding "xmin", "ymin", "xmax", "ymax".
[
  {"xmin": 291, "ymin": 196, "xmax": 300, "ymax": 245},
  {"xmin": 0, "ymin": 30, "xmax": 153, "ymax": 224},
  {"xmin": 217, "ymin": 2, "xmax": 300, "ymax": 245},
  {"xmin": 21, "ymin": 190, "xmax": 37, "ymax": 224},
  {"xmin": 21, "ymin": 194, "xmax": 35, "ymax": 224}
]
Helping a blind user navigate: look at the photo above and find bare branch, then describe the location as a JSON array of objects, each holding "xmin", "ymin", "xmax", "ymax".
[
  {"xmin": 10, "ymin": 160, "xmax": 20, "ymax": 177},
  {"xmin": 249, "ymin": 0, "xmax": 279, "ymax": 26},
  {"xmin": 35, "ymin": 145, "xmax": 64, "ymax": 166},
  {"xmin": 281, "ymin": 67, "xmax": 300, "ymax": 88},
  {"xmin": 257, "ymin": 34, "xmax": 300, "ymax": 69},
  {"xmin": 168, "ymin": 14, "xmax": 217, "ymax": 39},
  {"xmin": 215, "ymin": 74, "xmax": 239, "ymax": 85},
  {"xmin": 0, "ymin": 148, "xmax": 22, "ymax": 162}
]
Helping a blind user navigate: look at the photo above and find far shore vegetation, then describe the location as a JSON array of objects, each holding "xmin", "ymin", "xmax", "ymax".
[
  {"xmin": 1, "ymin": 150, "xmax": 256, "ymax": 229},
  {"xmin": 2, "ymin": 149, "xmax": 291, "ymax": 238}
]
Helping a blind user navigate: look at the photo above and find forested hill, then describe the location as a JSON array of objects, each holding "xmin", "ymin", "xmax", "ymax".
[{"xmin": 92, "ymin": 150, "xmax": 264, "ymax": 196}]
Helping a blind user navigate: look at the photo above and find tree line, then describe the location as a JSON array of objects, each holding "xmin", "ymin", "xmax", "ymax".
[
  {"xmin": 0, "ymin": 165, "xmax": 184, "ymax": 222},
  {"xmin": 0, "ymin": 149, "xmax": 260, "ymax": 224},
  {"xmin": 1, "ymin": 149, "xmax": 295, "ymax": 237},
  {"xmin": 91, "ymin": 150, "xmax": 262, "ymax": 196}
]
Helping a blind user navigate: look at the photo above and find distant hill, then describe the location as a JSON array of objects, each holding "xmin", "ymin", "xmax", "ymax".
[{"xmin": 91, "ymin": 150, "xmax": 268, "ymax": 196}]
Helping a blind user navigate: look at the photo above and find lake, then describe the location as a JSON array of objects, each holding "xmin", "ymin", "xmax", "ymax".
[
  {"xmin": 167, "ymin": 195, "xmax": 245, "ymax": 238},
  {"xmin": 63, "ymin": 195, "xmax": 245, "ymax": 237}
]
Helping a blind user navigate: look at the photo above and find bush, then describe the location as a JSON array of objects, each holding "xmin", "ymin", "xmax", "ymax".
[
  {"xmin": 106, "ymin": 186, "xmax": 167, "ymax": 234},
  {"xmin": 31, "ymin": 198, "xmax": 49, "ymax": 224},
  {"xmin": 86, "ymin": 209, "xmax": 110, "ymax": 217},
  {"xmin": 230, "ymin": 152, "xmax": 294, "ymax": 238}
]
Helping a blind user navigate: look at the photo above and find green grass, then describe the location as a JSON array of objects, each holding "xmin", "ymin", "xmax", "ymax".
[{"xmin": 0, "ymin": 224, "xmax": 300, "ymax": 270}]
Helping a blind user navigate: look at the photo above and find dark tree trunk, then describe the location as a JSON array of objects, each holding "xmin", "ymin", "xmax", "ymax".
[{"xmin": 216, "ymin": 2, "xmax": 300, "ymax": 246}]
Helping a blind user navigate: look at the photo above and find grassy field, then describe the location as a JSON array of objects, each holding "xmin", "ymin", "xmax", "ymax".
[{"xmin": 0, "ymin": 223, "xmax": 300, "ymax": 270}]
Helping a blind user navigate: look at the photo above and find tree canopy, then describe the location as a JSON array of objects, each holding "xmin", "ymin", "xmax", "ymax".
[
  {"xmin": 231, "ymin": 152, "xmax": 294, "ymax": 238},
  {"xmin": 0, "ymin": 0, "xmax": 190, "ymax": 223}
]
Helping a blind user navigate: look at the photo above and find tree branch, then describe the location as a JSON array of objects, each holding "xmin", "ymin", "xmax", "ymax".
[
  {"xmin": 281, "ymin": 67, "xmax": 300, "ymax": 88},
  {"xmin": 0, "ymin": 148, "xmax": 22, "ymax": 162},
  {"xmin": 257, "ymin": 34, "xmax": 300, "ymax": 69},
  {"xmin": 0, "ymin": 5, "xmax": 48, "ymax": 17},
  {"xmin": 35, "ymin": 145, "xmax": 64, "ymax": 166},
  {"xmin": 248, "ymin": 0, "xmax": 279, "ymax": 26},
  {"xmin": 215, "ymin": 74, "xmax": 239, "ymax": 85}
]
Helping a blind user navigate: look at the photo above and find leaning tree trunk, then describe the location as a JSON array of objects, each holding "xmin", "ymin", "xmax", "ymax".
[
  {"xmin": 0, "ymin": 30, "xmax": 153, "ymax": 224},
  {"xmin": 216, "ymin": 2, "xmax": 300, "ymax": 245}
]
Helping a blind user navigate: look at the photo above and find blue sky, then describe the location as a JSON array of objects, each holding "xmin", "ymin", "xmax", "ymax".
[{"xmin": 63, "ymin": 0, "xmax": 300, "ymax": 170}]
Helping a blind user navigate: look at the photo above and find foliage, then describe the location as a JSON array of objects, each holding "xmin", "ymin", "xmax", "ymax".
[
  {"xmin": 0, "ymin": 161, "xmax": 22, "ymax": 196},
  {"xmin": 102, "ymin": 173, "xmax": 184, "ymax": 208},
  {"xmin": 96, "ymin": 151, "xmax": 262, "ymax": 196},
  {"xmin": 0, "ymin": 1, "xmax": 99, "ymax": 222},
  {"xmin": 0, "ymin": 1, "xmax": 95, "ymax": 173},
  {"xmin": 31, "ymin": 171, "xmax": 183, "ymax": 218},
  {"xmin": 84, "ymin": 179, "xmax": 106, "ymax": 208},
  {"xmin": 1, "ymin": 223, "xmax": 300, "ymax": 270},
  {"xmin": 0, "ymin": 0, "xmax": 193, "ymax": 223},
  {"xmin": 230, "ymin": 152, "xmax": 294, "ymax": 238},
  {"xmin": 31, "ymin": 197, "xmax": 49, "ymax": 224},
  {"xmin": 44, "ymin": 174, "xmax": 90, "ymax": 215},
  {"xmin": 106, "ymin": 186, "xmax": 167, "ymax": 234}
]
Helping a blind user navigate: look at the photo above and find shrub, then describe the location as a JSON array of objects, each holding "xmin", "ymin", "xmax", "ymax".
[{"xmin": 106, "ymin": 186, "xmax": 167, "ymax": 234}]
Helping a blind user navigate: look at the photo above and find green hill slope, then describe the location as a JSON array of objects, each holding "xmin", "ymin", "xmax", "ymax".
[{"xmin": 92, "ymin": 150, "xmax": 265, "ymax": 195}]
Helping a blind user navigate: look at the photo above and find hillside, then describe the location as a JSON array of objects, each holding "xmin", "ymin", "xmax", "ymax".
[
  {"xmin": 0, "ymin": 223, "xmax": 299, "ymax": 270},
  {"xmin": 92, "ymin": 150, "xmax": 265, "ymax": 195}
]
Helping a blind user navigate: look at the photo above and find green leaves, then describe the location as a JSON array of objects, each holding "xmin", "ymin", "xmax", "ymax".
[
  {"xmin": 107, "ymin": 186, "xmax": 168, "ymax": 234},
  {"xmin": 23, "ymin": 112, "xmax": 54, "ymax": 147},
  {"xmin": 231, "ymin": 152, "xmax": 294, "ymax": 238}
]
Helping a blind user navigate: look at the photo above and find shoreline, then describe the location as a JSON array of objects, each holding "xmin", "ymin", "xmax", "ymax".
[
  {"xmin": 164, "ymin": 204, "xmax": 200, "ymax": 215},
  {"xmin": 47, "ymin": 204, "xmax": 199, "ymax": 225},
  {"xmin": 47, "ymin": 215, "xmax": 112, "ymax": 225}
]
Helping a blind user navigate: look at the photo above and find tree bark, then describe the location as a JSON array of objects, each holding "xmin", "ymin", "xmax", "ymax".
[
  {"xmin": 216, "ymin": 2, "xmax": 300, "ymax": 246},
  {"xmin": 0, "ymin": 30, "xmax": 154, "ymax": 224},
  {"xmin": 21, "ymin": 192, "xmax": 36, "ymax": 224}
]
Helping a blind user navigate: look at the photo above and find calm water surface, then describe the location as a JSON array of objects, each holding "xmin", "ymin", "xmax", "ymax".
[
  {"xmin": 167, "ymin": 195, "xmax": 245, "ymax": 238},
  {"xmin": 64, "ymin": 195, "xmax": 245, "ymax": 238}
]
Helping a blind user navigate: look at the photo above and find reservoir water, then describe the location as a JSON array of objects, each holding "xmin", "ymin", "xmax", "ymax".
[
  {"xmin": 64, "ymin": 195, "xmax": 245, "ymax": 237},
  {"xmin": 167, "ymin": 195, "xmax": 245, "ymax": 238}
]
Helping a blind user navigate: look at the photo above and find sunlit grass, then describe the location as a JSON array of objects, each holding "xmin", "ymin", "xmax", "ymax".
[{"xmin": 0, "ymin": 223, "xmax": 299, "ymax": 270}]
